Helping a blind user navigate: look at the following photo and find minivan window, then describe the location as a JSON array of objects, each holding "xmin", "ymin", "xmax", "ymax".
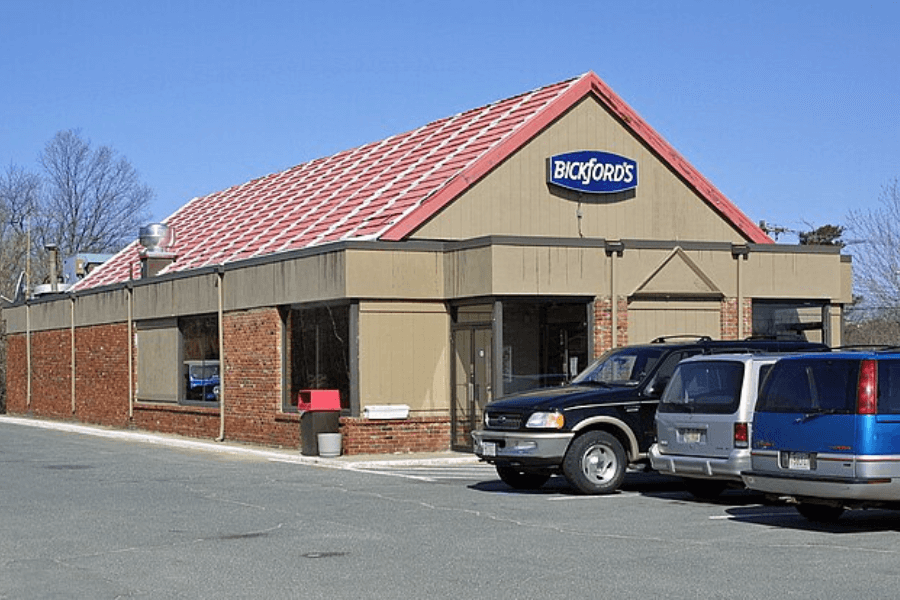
[
  {"xmin": 878, "ymin": 359, "xmax": 900, "ymax": 414},
  {"xmin": 756, "ymin": 358, "xmax": 859, "ymax": 413},
  {"xmin": 658, "ymin": 361, "xmax": 744, "ymax": 414}
]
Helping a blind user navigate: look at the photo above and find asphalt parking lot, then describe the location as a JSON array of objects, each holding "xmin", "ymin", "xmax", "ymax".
[{"xmin": 3, "ymin": 416, "xmax": 900, "ymax": 599}]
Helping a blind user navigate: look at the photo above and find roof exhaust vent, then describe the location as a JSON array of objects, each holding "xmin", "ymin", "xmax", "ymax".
[
  {"xmin": 138, "ymin": 223, "xmax": 177, "ymax": 278},
  {"xmin": 139, "ymin": 223, "xmax": 174, "ymax": 252}
]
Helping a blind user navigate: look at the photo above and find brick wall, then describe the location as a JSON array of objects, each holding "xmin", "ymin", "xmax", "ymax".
[
  {"xmin": 220, "ymin": 307, "xmax": 299, "ymax": 448},
  {"xmin": 340, "ymin": 416, "xmax": 451, "ymax": 455},
  {"xmin": 4, "ymin": 309, "xmax": 451, "ymax": 456},
  {"xmin": 720, "ymin": 298, "xmax": 752, "ymax": 340},
  {"xmin": 75, "ymin": 323, "xmax": 131, "ymax": 427},
  {"xmin": 29, "ymin": 328, "xmax": 72, "ymax": 419},
  {"xmin": 593, "ymin": 296, "xmax": 628, "ymax": 357},
  {"xmin": 6, "ymin": 334, "xmax": 26, "ymax": 414}
]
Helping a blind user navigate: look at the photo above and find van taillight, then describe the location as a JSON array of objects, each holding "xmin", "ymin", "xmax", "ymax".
[
  {"xmin": 734, "ymin": 422, "xmax": 749, "ymax": 448},
  {"xmin": 858, "ymin": 359, "xmax": 878, "ymax": 415}
]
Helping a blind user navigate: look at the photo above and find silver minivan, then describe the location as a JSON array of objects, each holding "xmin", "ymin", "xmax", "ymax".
[{"xmin": 649, "ymin": 354, "xmax": 780, "ymax": 499}]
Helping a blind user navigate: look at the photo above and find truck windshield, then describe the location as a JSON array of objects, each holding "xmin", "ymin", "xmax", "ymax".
[{"xmin": 572, "ymin": 347, "xmax": 665, "ymax": 386}]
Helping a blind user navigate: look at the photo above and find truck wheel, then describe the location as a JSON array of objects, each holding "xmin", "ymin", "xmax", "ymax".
[
  {"xmin": 496, "ymin": 466, "xmax": 550, "ymax": 490},
  {"xmin": 796, "ymin": 502, "xmax": 844, "ymax": 523},
  {"xmin": 562, "ymin": 431, "xmax": 626, "ymax": 494}
]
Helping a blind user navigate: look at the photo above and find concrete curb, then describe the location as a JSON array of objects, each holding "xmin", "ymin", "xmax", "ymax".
[{"xmin": 0, "ymin": 415, "xmax": 478, "ymax": 469}]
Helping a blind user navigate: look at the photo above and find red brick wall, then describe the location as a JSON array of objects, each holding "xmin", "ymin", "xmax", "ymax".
[
  {"xmin": 6, "ymin": 334, "xmax": 26, "ymax": 413},
  {"xmin": 75, "ymin": 323, "xmax": 131, "ymax": 427},
  {"xmin": 720, "ymin": 298, "xmax": 752, "ymax": 340},
  {"xmin": 593, "ymin": 297, "xmax": 628, "ymax": 358},
  {"xmin": 29, "ymin": 328, "xmax": 72, "ymax": 419},
  {"xmin": 340, "ymin": 416, "xmax": 451, "ymax": 455},
  {"xmin": 220, "ymin": 307, "xmax": 299, "ymax": 448},
  {"xmin": 4, "ymin": 309, "xmax": 451, "ymax": 456}
]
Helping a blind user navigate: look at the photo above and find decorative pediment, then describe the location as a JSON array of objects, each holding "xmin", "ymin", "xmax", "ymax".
[{"xmin": 630, "ymin": 247, "xmax": 723, "ymax": 299}]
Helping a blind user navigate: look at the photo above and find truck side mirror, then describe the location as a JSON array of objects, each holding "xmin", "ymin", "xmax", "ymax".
[{"xmin": 645, "ymin": 376, "xmax": 670, "ymax": 398}]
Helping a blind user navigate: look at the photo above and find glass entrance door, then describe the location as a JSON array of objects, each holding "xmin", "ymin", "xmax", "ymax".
[{"xmin": 451, "ymin": 325, "xmax": 492, "ymax": 450}]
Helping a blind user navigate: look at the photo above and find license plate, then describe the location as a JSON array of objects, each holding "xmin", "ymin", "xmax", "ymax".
[
  {"xmin": 787, "ymin": 452, "xmax": 812, "ymax": 470},
  {"xmin": 682, "ymin": 430, "xmax": 702, "ymax": 444},
  {"xmin": 482, "ymin": 441, "xmax": 497, "ymax": 457}
]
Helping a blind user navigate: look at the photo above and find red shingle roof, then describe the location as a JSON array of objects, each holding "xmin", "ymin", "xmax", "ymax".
[{"xmin": 75, "ymin": 72, "xmax": 772, "ymax": 291}]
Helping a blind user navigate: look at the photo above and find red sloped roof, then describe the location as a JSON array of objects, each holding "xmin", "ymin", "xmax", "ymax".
[{"xmin": 75, "ymin": 72, "xmax": 771, "ymax": 291}]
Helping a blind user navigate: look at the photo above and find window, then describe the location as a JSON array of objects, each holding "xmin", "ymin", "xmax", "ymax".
[
  {"xmin": 659, "ymin": 361, "xmax": 744, "ymax": 414},
  {"xmin": 283, "ymin": 305, "xmax": 350, "ymax": 412},
  {"xmin": 878, "ymin": 360, "xmax": 900, "ymax": 415},
  {"xmin": 757, "ymin": 359, "xmax": 858, "ymax": 413},
  {"xmin": 180, "ymin": 315, "xmax": 219, "ymax": 404},
  {"xmin": 136, "ymin": 315, "xmax": 220, "ymax": 405},
  {"xmin": 502, "ymin": 301, "xmax": 589, "ymax": 393}
]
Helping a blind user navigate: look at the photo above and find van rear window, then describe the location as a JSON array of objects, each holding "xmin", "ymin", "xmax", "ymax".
[
  {"xmin": 878, "ymin": 360, "xmax": 900, "ymax": 414},
  {"xmin": 756, "ymin": 358, "xmax": 859, "ymax": 413},
  {"xmin": 659, "ymin": 361, "xmax": 744, "ymax": 414}
]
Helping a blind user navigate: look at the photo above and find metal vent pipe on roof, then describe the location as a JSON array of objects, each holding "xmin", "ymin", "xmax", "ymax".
[{"xmin": 138, "ymin": 223, "xmax": 174, "ymax": 252}]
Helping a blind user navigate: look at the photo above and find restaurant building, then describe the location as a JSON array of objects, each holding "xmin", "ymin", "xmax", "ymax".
[{"xmin": 3, "ymin": 72, "xmax": 851, "ymax": 454}]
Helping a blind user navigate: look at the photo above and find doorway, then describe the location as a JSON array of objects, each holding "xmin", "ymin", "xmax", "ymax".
[{"xmin": 451, "ymin": 323, "xmax": 493, "ymax": 451}]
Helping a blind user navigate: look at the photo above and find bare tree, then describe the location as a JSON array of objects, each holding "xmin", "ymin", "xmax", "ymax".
[
  {"xmin": 846, "ymin": 178, "xmax": 900, "ymax": 322},
  {"xmin": 0, "ymin": 164, "xmax": 40, "ymax": 301},
  {"xmin": 39, "ymin": 129, "xmax": 152, "ymax": 255}
]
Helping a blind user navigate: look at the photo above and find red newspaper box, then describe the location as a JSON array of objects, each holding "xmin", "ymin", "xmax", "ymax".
[{"xmin": 297, "ymin": 389, "xmax": 341, "ymax": 412}]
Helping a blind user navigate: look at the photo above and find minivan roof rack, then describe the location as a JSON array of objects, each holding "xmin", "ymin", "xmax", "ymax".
[
  {"xmin": 651, "ymin": 335, "xmax": 713, "ymax": 344},
  {"xmin": 832, "ymin": 344, "xmax": 900, "ymax": 352}
]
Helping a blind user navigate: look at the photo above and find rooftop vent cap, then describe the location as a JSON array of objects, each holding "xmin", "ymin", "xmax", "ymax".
[{"xmin": 139, "ymin": 223, "xmax": 174, "ymax": 252}]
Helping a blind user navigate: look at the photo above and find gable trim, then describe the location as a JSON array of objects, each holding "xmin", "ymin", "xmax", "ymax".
[
  {"xmin": 630, "ymin": 247, "xmax": 724, "ymax": 299},
  {"xmin": 381, "ymin": 72, "xmax": 773, "ymax": 245}
]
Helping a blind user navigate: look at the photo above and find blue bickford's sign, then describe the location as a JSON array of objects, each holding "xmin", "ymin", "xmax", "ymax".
[{"xmin": 547, "ymin": 151, "xmax": 638, "ymax": 194}]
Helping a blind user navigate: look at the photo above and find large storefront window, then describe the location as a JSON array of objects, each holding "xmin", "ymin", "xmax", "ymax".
[
  {"xmin": 502, "ymin": 301, "xmax": 589, "ymax": 394},
  {"xmin": 283, "ymin": 305, "xmax": 350, "ymax": 412}
]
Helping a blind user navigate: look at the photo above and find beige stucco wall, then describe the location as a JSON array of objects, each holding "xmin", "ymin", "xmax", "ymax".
[
  {"xmin": 412, "ymin": 97, "xmax": 749, "ymax": 244},
  {"xmin": 356, "ymin": 301, "xmax": 450, "ymax": 415}
]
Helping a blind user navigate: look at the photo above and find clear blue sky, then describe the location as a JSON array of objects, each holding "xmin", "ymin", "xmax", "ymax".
[{"xmin": 2, "ymin": 0, "xmax": 897, "ymax": 243}]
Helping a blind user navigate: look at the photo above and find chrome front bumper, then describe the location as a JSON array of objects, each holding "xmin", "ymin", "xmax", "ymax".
[{"xmin": 472, "ymin": 429, "xmax": 574, "ymax": 462}]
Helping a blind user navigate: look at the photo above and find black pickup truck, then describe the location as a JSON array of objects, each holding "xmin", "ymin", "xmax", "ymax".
[{"xmin": 472, "ymin": 336, "xmax": 826, "ymax": 494}]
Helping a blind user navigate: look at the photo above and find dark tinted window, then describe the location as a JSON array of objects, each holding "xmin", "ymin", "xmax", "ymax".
[
  {"xmin": 878, "ymin": 360, "xmax": 900, "ymax": 414},
  {"xmin": 757, "ymin": 364, "xmax": 774, "ymax": 394},
  {"xmin": 659, "ymin": 361, "xmax": 744, "ymax": 414},
  {"xmin": 756, "ymin": 358, "xmax": 859, "ymax": 413}
]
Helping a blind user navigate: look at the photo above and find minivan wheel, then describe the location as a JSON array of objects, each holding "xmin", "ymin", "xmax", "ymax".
[
  {"xmin": 562, "ymin": 431, "xmax": 626, "ymax": 495},
  {"xmin": 796, "ymin": 502, "xmax": 844, "ymax": 523},
  {"xmin": 682, "ymin": 477, "xmax": 728, "ymax": 500},
  {"xmin": 495, "ymin": 466, "xmax": 550, "ymax": 490}
]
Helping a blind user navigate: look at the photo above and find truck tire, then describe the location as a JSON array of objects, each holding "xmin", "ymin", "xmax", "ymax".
[
  {"xmin": 562, "ymin": 431, "xmax": 626, "ymax": 494},
  {"xmin": 496, "ymin": 466, "xmax": 550, "ymax": 490}
]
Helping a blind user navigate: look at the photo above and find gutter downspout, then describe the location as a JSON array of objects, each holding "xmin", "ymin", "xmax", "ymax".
[
  {"xmin": 26, "ymin": 301, "xmax": 31, "ymax": 411},
  {"xmin": 216, "ymin": 268, "xmax": 225, "ymax": 442},
  {"xmin": 732, "ymin": 244, "xmax": 750, "ymax": 339},
  {"xmin": 127, "ymin": 283, "xmax": 134, "ymax": 420},
  {"xmin": 606, "ymin": 241, "xmax": 625, "ymax": 349},
  {"xmin": 70, "ymin": 294, "xmax": 76, "ymax": 414}
]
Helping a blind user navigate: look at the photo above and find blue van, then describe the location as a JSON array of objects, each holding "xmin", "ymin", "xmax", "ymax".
[{"xmin": 742, "ymin": 351, "xmax": 900, "ymax": 522}]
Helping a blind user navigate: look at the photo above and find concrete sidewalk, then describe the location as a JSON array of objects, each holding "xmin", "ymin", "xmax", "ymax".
[{"xmin": 0, "ymin": 414, "xmax": 478, "ymax": 469}]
